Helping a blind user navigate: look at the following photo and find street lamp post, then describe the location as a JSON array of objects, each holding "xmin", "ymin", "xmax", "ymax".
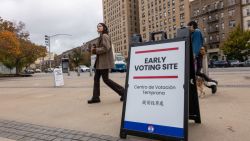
[{"xmin": 45, "ymin": 34, "xmax": 72, "ymax": 70}]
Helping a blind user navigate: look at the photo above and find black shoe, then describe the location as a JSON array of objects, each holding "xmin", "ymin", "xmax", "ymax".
[
  {"xmin": 212, "ymin": 80, "xmax": 218, "ymax": 85},
  {"xmin": 120, "ymin": 96, "xmax": 124, "ymax": 102},
  {"xmin": 88, "ymin": 98, "xmax": 101, "ymax": 104},
  {"xmin": 211, "ymin": 85, "xmax": 217, "ymax": 94}
]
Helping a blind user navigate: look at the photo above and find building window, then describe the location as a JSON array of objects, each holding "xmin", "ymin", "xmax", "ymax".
[
  {"xmin": 203, "ymin": 17, "xmax": 206, "ymax": 22},
  {"xmin": 209, "ymin": 36, "xmax": 213, "ymax": 41},
  {"xmin": 173, "ymin": 25, "xmax": 176, "ymax": 31},
  {"xmin": 216, "ymin": 34, "xmax": 220, "ymax": 41},
  {"xmin": 172, "ymin": 8, "xmax": 176, "ymax": 14},
  {"xmin": 216, "ymin": 24, "xmax": 219, "ymax": 29},
  {"xmin": 228, "ymin": 0, "xmax": 236, "ymax": 6},
  {"xmin": 229, "ymin": 20, "xmax": 236, "ymax": 27},
  {"xmin": 180, "ymin": 22, "xmax": 184, "ymax": 27},
  {"xmin": 173, "ymin": 16, "xmax": 176, "ymax": 22},
  {"xmin": 221, "ymin": 23, "xmax": 225, "ymax": 30},
  {"xmin": 220, "ymin": 1, "xmax": 224, "ymax": 8},
  {"xmin": 164, "ymin": 12, "xmax": 167, "ymax": 17},
  {"xmin": 246, "ymin": 9, "xmax": 250, "ymax": 16},
  {"xmin": 222, "ymin": 33, "xmax": 225, "ymax": 39},
  {"xmin": 243, "ymin": 0, "xmax": 250, "ymax": 4},
  {"xmin": 142, "ymin": 13, "xmax": 145, "ymax": 18},
  {"xmin": 221, "ymin": 12, "xmax": 224, "ymax": 18},
  {"xmin": 228, "ymin": 9, "xmax": 235, "ymax": 17},
  {"xmin": 180, "ymin": 4, "xmax": 184, "ymax": 11},
  {"xmin": 180, "ymin": 13, "xmax": 184, "ymax": 20}
]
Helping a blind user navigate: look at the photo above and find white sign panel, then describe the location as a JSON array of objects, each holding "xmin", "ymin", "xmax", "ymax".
[
  {"xmin": 124, "ymin": 41, "xmax": 186, "ymax": 138},
  {"xmin": 53, "ymin": 68, "xmax": 64, "ymax": 87}
]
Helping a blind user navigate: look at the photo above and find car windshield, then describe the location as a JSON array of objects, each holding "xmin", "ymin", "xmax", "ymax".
[{"xmin": 116, "ymin": 57, "xmax": 124, "ymax": 61}]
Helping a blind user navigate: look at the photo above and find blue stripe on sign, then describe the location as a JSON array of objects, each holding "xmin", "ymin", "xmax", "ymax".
[{"xmin": 124, "ymin": 121, "xmax": 184, "ymax": 138}]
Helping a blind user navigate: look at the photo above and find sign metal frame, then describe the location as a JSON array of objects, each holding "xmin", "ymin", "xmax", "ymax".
[{"xmin": 120, "ymin": 38, "xmax": 191, "ymax": 141}]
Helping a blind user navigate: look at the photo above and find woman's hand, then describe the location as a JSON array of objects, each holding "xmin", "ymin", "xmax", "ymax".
[
  {"xmin": 200, "ymin": 47, "xmax": 206, "ymax": 56},
  {"xmin": 92, "ymin": 47, "xmax": 96, "ymax": 54}
]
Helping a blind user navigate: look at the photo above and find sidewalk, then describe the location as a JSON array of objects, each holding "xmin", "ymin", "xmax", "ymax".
[
  {"xmin": 0, "ymin": 69, "xmax": 250, "ymax": 141},
  {"xmin": 0, "ymin": 119, "xmax": 123, "ymax": 141},
  {"xmin": 0, "ymin": 137, "xmax": 15, "ymax": 141}
]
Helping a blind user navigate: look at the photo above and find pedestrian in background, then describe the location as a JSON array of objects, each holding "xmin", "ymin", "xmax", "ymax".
[
  {"xmin": 188, "ymin": 21, "xmax": 218, "ymax": 94},
  {"xmin": 88, "ymin": 23, "xmax": 125, "ymax": 104}
]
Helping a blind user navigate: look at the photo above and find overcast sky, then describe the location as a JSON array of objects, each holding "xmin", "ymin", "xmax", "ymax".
[{"xmin": 0, "ymin": 0, "xmax": 103, "ymax": 54}]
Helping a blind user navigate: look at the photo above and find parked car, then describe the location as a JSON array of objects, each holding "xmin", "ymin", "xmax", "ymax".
[
  {"xmin": 24, "ymin": 69, "xmax": 34, "ymax": 74},
  {"xmin": 239, "ymin": 61, "xmax": 245, "ymax": 67},
  {"xmin": 80, "ymin": 65, "xmax": 90, "ymax": 72},
  {"xmin": 35, "ymin": 68, "xmax": 41, "ymax": 73},
  {"xmin": 244, "ymin": 59, "xmax": 250, "ymax": 67},
  {"xmin": 208, "ymin": 60, "xmax": 215, "ymax": 68},
  {"xmin": 213, "ymin": 60, "xmax": 228, "ymax": 68},
  {"xmin": 44, "ymin": 68, "xmax": 53, "ymax": 73},
  {"xmin": 228, "ymin": 60, "xmax": 240, "ymax": 67}
]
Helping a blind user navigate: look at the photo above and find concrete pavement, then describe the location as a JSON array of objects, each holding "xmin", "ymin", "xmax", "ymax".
[
  {"xmin": 0, "ymin": 68, "xmax": 250, "ymax": 141},
  {"xmin": 0, "ymin": 137, "xmax": 15, "ymax": 141}
]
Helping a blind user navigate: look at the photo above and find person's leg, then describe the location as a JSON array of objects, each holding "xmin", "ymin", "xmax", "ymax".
[
  {"xmin": 197, "ymin": 71, "xmax": 218, "ymax": 84},
  {"xmin": 197, "ymin": 72, "xmax": 217, "ymax": 94},
  {"xmin": 101, "ymin": 69, "xmax": 125, "ymax": 99},
  {"xmin": 88, "ymin": 69, "xmax": 101, "ymax": 104},
  {"xmin": 196, "ymin": 71, "xmax": 211, "ymax": 82}
]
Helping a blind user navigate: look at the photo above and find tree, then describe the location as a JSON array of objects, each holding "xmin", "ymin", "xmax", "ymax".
[
  {"xmin": 222, "ymin": 26, "xmax": 250, "ymax": 61},
  {"xmin": 0, "ymin": 30, "xmax": 20, "ymax": 57},
  {"xmin": 69, "ymin": 47, "xmax": 84, "ymax": 76},
  {"xmin": 0, "ymin": 17, "xmax": 29, "ymax": 40},
  {"xmin": 14, "ymin": 39, "xmax": 47, "ymax": 74},
  {"xmin": 1, "ymin": 56, "xmax": 15, "ymax": 74},
  {"xmin": 82, "ymin": 51, "xmax": 91, "ymax": 67},
  {"xmin": 0, "ymin": 17, "xmax": 47, "ymax": 75}
]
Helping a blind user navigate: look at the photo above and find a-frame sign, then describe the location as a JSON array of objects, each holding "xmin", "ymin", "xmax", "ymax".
[{"xmin": 120, "ymin": 29, "xmax": 201, "ymax": 141}]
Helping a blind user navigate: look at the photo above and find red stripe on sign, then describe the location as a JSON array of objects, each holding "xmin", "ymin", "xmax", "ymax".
[
  {"xmin": 133, "ymin": 76, "xmax": 178, "ymax": 79},
  {"xmin": 135, "ymin": 47, "xmax": 178, "ymax": 54}
]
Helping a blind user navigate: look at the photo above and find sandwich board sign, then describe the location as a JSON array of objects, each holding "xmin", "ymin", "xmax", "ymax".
[
  {"xmin": 53, "ymin": 68, "xmax": 64, "ymax": 87},
  {"xmin": 120, "ymin": 38, "xmax": 190, "ymax": 141}
]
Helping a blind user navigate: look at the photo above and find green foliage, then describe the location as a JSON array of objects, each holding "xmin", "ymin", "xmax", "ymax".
[
  {"xmin": 68, "ymin": 48, "xmax": 91, "ymax": 73},
  {"xmin": 69, "ymin": 47, "xmax": 84, "ymax": 68},
  {"xmin": 82, "ymin": 52, "xmax": 91, "ymax": 67},
  {"xmin": 222, "ymin": 26, "xmax": 250, "ymax": 61},
  {"xmin": 2, "ymin": 56, "xmax": 15, "ymax": 72}
]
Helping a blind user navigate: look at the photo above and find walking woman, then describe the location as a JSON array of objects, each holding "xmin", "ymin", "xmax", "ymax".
[{"xmin": 88, "ymin": 23, "xmax": 125, "ymax": 104}]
